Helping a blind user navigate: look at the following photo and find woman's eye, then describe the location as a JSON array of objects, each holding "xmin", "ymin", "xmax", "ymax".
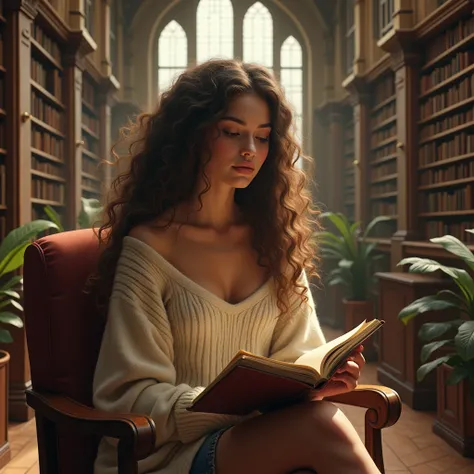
[
  {"xmin": 257, "ymin": 136, "xmax": 270, "ymax": 143},
  {"xmin": 222, "ymin": 129, "xmax": 240, "ymax": 137}
]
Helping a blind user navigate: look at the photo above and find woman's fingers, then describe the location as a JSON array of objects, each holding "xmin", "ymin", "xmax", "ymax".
[{"xmin": 335, "ymin": 360, "xmax": 360, "ymax": 379}]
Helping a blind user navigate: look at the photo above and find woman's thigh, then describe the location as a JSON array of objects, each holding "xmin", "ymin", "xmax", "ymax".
[{"xmin": 214, "ymin": 400, "xmax": 379, "ymax": 474}]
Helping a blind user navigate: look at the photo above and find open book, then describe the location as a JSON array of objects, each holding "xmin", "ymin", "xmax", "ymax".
[{"xmin": 188, "ymin": 319, "xmax": 384, "ymax": 416}]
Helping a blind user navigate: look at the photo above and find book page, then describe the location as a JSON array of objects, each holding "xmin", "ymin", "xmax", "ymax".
[{"xmin": 294, "ymin": 320, "xmax": 368, "ymax": 375}]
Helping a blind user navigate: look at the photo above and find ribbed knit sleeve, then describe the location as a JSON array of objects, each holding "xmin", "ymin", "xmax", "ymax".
[
  {"xmin": 269, "ymin": 271, "xmax": 326, "ymax": 363},
  {"xmin": 92, "ymin": 246, "xmax": 242, "ymax": 447}
]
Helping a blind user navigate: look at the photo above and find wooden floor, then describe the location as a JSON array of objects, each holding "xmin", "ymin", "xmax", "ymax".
[{"xmin": 2, "ymin": 326, "xmax": 474, "ymax": 474}]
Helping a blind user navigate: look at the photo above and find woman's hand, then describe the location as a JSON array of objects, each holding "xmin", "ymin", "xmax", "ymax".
[{"xmin": 309, "ymin": 345, "xmax": 366, "ymax": 401}]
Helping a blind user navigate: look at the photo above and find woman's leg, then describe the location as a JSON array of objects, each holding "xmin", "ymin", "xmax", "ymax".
[{"xmin": 215, "ymin": 400, "xmax": 380, "ymax": 474}]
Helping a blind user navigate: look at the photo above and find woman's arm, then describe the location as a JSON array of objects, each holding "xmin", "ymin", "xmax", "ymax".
[{"xmin": 268, "ymin": 271, "xmax": 326, "ymax": 362}]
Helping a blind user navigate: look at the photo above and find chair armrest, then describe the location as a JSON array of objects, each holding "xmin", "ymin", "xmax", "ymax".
[
  {"xmin": 26, "ymin": 389, "xmax": 156, "ymax": 461},
  {"xmin": 325, "ymin": 384, "xmax": 402, "ymax": 429}
]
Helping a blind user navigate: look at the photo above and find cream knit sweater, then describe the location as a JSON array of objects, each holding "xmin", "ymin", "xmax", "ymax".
[{"xmin": 93, "ymin": 236, "xmax": 326, "ymax": 474}]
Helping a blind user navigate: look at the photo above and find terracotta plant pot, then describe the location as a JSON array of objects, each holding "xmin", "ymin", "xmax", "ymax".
[
  {"xmin": 0, "ymin": 350, "xmax": 11, "ymax": 469},
  {"xmin": 342, "ymin": 299, "xmax": 377, "ymax": 361},
  {"xmin": 433, "ymin": 363, "xmax": 474, "ymax": 457}
]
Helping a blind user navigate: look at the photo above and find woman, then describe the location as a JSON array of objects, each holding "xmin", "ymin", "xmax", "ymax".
[{"xmin": 91, "ymin": 59, "xmax": 379, "ymax": 474}]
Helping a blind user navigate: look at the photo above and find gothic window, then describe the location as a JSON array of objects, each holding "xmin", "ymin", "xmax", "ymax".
[
  {"xmin": 158, "ymin": 21, "xmax": 188, "ymax": 93},
  {"xmin": 243, "ymin": 2, "xmax": 273, "ymax": 69},
  {"xmin": 374, "ymin": 0, "xmax": 394, "ymax": 38},
  {"xmin": 345, "ymin": 0, "xmax": 355, "ymax": 76},
  {"xmin": 197, "ymin": 0, "xmax": 233, "ymax": 62},
  {"xmin": 85, "ymin": 0, "xmax": 94, "ymax": 37},
  {"xmin": 280, "ymin": 36, "xmax": 303, "ymax": 145}
]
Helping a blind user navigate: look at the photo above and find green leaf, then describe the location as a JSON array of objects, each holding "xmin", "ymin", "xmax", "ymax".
[
  {"xmin": 338, "ymin": 259, "xmax": 353, "ymax": 269},
  {"xmin": 446, "ymin": 365, "xmax": 470, "ymax": 385},
  {"xmin": 0, "ymin": 290, "xmax": 20, "ymax": 300},
  {"xmin": 43, "ymin": 206, "xmax": 64, "ymax": 232},
  {"xmin": 0, "ymin": 312, "xmax": 23, "ymax": 328},
  {"xmin": 420, "ymin": 340, "xmax": 453, "ymax": 363},
  {"xmin": 398, "ymin": 295, "xmax": 459, "ymax": 325},
  {"xmin": 0, "ymin": 299, "xmax": 23, "ymax": 312},
  {"xmin": 0, "ymin": 219, "xmax": 59, "ymax": 264},
  {"xmin": 417, "ymin": 356, "xmax": 451, "ymax": 382},
  {"xmin": 430, "ymin": 235, "xmax": 474, "ymax": 272},
  {"xmin": 362, "ymin": 215, "xmax": 393, "ymax": 240},
  {"xmin": 0, "ymin": 242, "xmax": 31, "ymax": 277},
  {"xmin": 320, "ymin": 212, "xmax": 356, "ymax": 258},
  {"xmin": 398, "ymin": 257, "xmax": 457, "ymax": 278},
  {"xmin": 0, "ymin": 276, "xmax": 23, "ymax": 291},
  {"xmin": 419, "ymin": 320, "xmax": 465, "ymax": 341},
  {"xmin": 0, "ymin": 329, "xmax": 13, "ymax": 343},
  {"xmin": 454, "ymin": 321, "xmax": 474, "ymax": 361}
]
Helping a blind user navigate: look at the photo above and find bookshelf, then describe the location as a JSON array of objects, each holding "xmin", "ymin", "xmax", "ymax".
[
  {"xmin": 0, "ymin": 0, "xmax": 6, "ymax": 239},
  {"xmin": 30, "ymin": 21, "xmax": 66, "ymax": 223},
  {"xmin": 342, "ymin": 111, "xmax": 355, "ymax": 222},
  {"xmin": 418, "ymin": 14, "xmax": 474, "ymax": 243},
  {"xmin": 369, "ymin": 72, "xmax": 397, "ymax": 237},
  {"xmin": 81, "ymin": 72, "xmax": 102, "ymax": 200}
]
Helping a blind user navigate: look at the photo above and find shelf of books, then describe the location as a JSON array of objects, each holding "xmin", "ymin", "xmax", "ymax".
[
  {"xmin": 369, "ymin": 72, "xmax": 398, "ymax": 237},
  {"xmin": 417, "ymin": 14, "xmax": 474, "ymax": 243},
  {"xmin": 30, "ymin": 21, "xmax": 66, "ymax": 223},
  {"xmin": 0, "ymin": 0, "xmax": 6, "ymax": 239},
  {"xmin": 81, "ymin": 72, "xmax": 102, "ymax": 201},
  {"xmin": 342, "ymin": 111, "xmax": 355, "ymax": 222}
]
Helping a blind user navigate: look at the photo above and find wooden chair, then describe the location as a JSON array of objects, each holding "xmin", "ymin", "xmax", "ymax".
[{"xmin": 22, "ymin": 229, "xmax": 402, "ymax": 474}]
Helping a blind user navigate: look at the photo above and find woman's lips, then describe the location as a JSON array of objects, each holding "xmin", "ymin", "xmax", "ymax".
[{"xmin": 232, "ymin": 166, "xmax": 254, "ymax": 175}]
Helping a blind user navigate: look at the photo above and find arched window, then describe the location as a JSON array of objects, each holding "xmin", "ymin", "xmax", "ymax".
[
  {"xmin": 280, "ymin": 36, "xmax": 303, "ymax": 146},
  {"xmin": 196, "ymin": 0, "xmax": 233, "ymax": 63},
  {"xmin": 243, "ymin": 2, "xmax": 273, "ymax": 69},
  {"xmin": 158, "ymin": 20, "xmax": 187, "ymax": 93}
]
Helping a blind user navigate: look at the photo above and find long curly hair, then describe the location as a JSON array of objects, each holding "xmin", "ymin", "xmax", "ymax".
[{"xmin": 91, "ymin": 58, "xmax": 320, "ymax": 317}]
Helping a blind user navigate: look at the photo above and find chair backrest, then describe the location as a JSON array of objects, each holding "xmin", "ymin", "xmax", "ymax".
[{"xmin": 23, "ymin": 228, "xmax": 105, "ymax": 473}]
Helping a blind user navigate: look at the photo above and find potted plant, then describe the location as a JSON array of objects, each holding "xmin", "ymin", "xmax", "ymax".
[
  {"xmin": 397, "ymin": 231, "xmax": 474, "ymax": 456},
  {"xmin": 44, "ymin": 197, "xmax": 103, "ymax": 231},
  {"xmin": 0, "ymin": 219, "xmax": 59, "ymax": 468},
  {"xmin": 316, "ymin": 212, "xmax": 391, "ymax": 360}
]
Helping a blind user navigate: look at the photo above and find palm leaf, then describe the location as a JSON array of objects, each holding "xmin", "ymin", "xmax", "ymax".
[
  {"xmin": 454, "ymin": 321, "xmax": 474, "ymax": 361},
  {"xmin": 0, "ymin": 329, "xmax": 12, "ymax": 343},
  {"xmin": 420, "ymin": 340, "xmax": 453, "ymax": 363},
  {"xmin": 417, "ymin": 356, "xmax": 451, "ymax": 382},
  {"xmin": 43, "ymin": 205, "xmax": 64, "ymax": 232},
  {"xmin": 0, "ymin": 312, "xmax": 23, "ymax": 328},
  {"xmin": 418, "ymin": 320, "xmax": 465, "ymax": 341},
  {"xmin": 362, "ymin": 215, "xmax": 393, "ymax": 240},
  {"xmin": 0, "ymin": 220, "xmax": 59, "ymax": 263},
  {"xmin": 430, "ymin": 235, "xmax": 474, "ymax": 271},
  {"xmin": 398, "ymin": 295, "xmax": 460, "ymax": 325},
  {"xmin": 320, "ymin": 212, "xmax": 356, "ymax": 258}
]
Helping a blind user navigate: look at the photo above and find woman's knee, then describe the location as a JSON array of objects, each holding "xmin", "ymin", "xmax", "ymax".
[{"xmin": 301, "ymin": 401, "xmax": 360, "ymax": 445}]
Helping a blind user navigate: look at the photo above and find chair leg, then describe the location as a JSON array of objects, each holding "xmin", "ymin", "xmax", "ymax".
[
  {"xmin": 35, "ymin": 414, "xmax": 59, "ymax": 474},
  {"xmin": 365, "ymin": 425, "xmax": 384, "ymax": 474},
  {"xmin": 117, "ymin": 439, "xmax": 139, "ymax": 474}
]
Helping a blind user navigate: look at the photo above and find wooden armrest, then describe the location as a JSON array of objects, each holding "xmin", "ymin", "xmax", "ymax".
[
  {"xmin": 26, "ymin": 389, "xmax": 156, "ymax": 461},
  {"xmin": 325, "ymin": 384, "xmax": 402, "ymax": 429}
]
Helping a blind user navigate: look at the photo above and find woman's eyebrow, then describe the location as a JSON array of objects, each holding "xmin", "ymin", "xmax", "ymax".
[{"xmin": 220, "ymin": 116, "xmax": 272, "ymax": 128}]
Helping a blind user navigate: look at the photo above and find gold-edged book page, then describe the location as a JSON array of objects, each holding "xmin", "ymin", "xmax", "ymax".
[{"xmin": 294, "ymin": 319, "xmax": 370, "ymax": 375}]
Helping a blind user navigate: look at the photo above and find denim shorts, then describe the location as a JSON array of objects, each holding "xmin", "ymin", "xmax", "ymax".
[{"xmin": 189, "ymin": 428, "xmax": 228, "ymax": 474}]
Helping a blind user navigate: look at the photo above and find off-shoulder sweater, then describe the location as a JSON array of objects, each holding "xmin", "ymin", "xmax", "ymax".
[{"xmin": 92, "ymin": 236, "xmax": 326, "ymax": 474}]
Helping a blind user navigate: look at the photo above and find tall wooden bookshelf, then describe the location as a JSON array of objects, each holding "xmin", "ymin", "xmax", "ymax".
[
  {"xmin": 342, "ymin": 111, "xmax": 355, "ymax": 222},
  {"xmin": 30, "ymin": 21, "xmax": 66, "ymax": 222},
  {"xmin": 418, "ymin": 14, "xmax": 474, "ymax": 243},
  {"xmin": 81, "ymin": 72, "xmax": 102, "ymax": 200},
  {"xmin": 0, "ymin": 0, "xmax": 6, "ymax": 239},
  {"xmin": 369, "ymin": 72, "xmax": 397, "ymax": 236}
]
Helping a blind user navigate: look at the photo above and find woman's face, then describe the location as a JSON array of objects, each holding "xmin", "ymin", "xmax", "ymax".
[{"xmin": 203, "ymin": 92, "xmax": 271, "ymax": 189}]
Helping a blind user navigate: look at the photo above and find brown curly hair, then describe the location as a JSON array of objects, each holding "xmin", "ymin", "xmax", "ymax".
[{"xmin": 92, "ymin": 58, "xmax": 320, "ymax": 317}]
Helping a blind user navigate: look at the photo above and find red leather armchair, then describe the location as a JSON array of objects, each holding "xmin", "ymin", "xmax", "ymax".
[{"xmin": 23, "ymin": 229, "xmax": 401, "ymax": 474}]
